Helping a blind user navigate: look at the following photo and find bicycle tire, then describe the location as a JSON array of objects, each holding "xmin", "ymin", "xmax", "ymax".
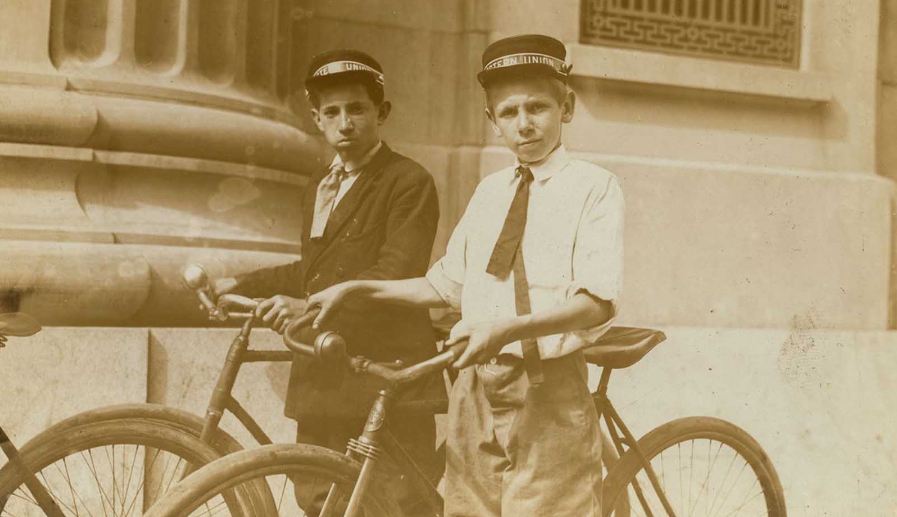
[
  {"xmin": 602, "ymin": 417, "xmax": 786, "ymax": 517},
  {"xmin": 0, "ymin": 417, "xmax": 272, "ymax": 516},
  {"xmin": 144, "ymin": 444, "xmax": 403, "ymax": 517},
  {"xmin": 10, "ymin": 404, "xmax": 248, "ymax": 458}
]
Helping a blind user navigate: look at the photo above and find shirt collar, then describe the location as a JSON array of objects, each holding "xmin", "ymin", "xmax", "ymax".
[
  {"xmin": 330, "ymin": 140, "xmax": 382, "ymax": 173},
  {"xmin": 515, "ymin": 144, "xmax": 571, "ymax": 182}
]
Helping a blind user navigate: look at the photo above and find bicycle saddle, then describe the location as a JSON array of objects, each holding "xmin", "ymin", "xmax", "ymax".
[
  {"xmin": 583, "ymin": 326, "xmax": 666, "ymax": 369},
  {"xmin": 0, "ymin": 312, "xmax": 42, "ymax": 337}
]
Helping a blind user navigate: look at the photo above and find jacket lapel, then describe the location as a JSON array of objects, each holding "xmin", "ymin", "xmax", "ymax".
[{"xmin": 304, "ymin": 143, "xmax": 393, "ymax": 273}]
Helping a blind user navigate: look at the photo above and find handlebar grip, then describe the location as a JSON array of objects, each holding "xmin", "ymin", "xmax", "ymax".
[{"xmin": 217, "ymin": 294, "xmax": 259, "ymax": 312}]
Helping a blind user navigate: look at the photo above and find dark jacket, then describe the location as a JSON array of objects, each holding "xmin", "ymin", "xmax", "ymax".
[{"xmin": 235, "ymin": 143, "xmax": 445, "ymax": 417}]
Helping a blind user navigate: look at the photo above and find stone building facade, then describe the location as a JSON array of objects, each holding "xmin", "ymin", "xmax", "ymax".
[{"xmin": 1, "ymin": 1, "xmax": 896, "ymax": 515}]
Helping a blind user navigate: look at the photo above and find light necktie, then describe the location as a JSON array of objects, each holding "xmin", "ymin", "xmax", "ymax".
[
  {"xmin": 486, "ymin": 166, "xmax": 544, "ymax": 384},
  {"xmin": 309, "ymin": 163, "xmax": 347, "ymax": 239}
]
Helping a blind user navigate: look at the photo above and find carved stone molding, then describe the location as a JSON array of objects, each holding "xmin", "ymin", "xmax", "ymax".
[{"xmin": 581, "ymin": 0, "xmax": 803, "ymax": 68}]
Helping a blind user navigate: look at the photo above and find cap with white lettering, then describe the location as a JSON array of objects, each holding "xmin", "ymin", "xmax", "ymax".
[
  {"xmin": 477, "ymin": 34, "xmax": 572, "ymax": 87},
  {"xmin": 304, "ymin": 49, "xmax": 385, "ymax": 97}
]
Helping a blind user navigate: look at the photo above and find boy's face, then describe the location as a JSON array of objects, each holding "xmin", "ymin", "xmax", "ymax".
[
  {"xmin": 311, "ymin": 82, "xmax": 389, "ymax": 160},
  {"xmin": 485, "ymin": 76, "xmax": 574, "ymax": 164}
]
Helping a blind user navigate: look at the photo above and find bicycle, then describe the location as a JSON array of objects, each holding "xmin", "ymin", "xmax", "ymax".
[
  {"xmin": 142, "ymin": 309, "xmax": 787, "ymax": 516},
  {"xmin": 0, "ymin": 266, "xmax": 623, "ymax": 516}
]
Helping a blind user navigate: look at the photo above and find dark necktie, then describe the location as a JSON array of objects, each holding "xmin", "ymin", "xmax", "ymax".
[
  {"xmin": 486, "ymin": 166, "xmax": 544, "ymax": 384},
  {"xmin": 486, "ymin": 166, "xmax": 533, "ymax": 278}
]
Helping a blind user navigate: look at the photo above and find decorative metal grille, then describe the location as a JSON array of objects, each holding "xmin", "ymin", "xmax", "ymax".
[{"xmin": 581, "ymin": 0, "xmax": 802, "ymax": 68}]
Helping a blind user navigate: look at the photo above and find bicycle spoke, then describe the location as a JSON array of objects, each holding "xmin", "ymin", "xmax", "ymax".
[
  {"xmin": 61, "ymin": 469, "xmax": 101, "ymax": 517},
  {"xmin": 720, "ymin": 482, "xmax": 763, "ymax": 517},
  {"xmin": 707, "ymin": 448, "xmax": 739, "ymax": 517},
  {"xmin": 195, "ymin": 497, "xmax": 229, "ymax": 517},
  {"xmin": 153, "ymin": 451, "xmax": 179, "ymax": 505},
  {"xmin": 678, "ymin": 442, "xmax": 683, "ymax": 517},
  {"xmin": 119, "ymin": 445, "xmax": 141, "ymax": 515},
  {"xmin": 63, "ymin": 456, "xmax": 81, "ymax": 517},
  {"xmin": 688, "ymin": 440, "xmax": 725, "ymax": 517},
  {"xmin": 104, "ymin": 445, "xmax": 117, "ymax": 514},
  {"xmin": 6, "ymin": 488, "xmax": 40, "ymax": 507},
  {"xmin": 165, "ymin": 458, "xmax": 185, "ymax": 493},
  {"xmin": 713, "ymin": 459, "xmax": 750, "ymax": 517},
  {"xmin": 38, "ymin": 470, "xmax": 78, "ymax": 516},
  {"xmin": 689, "ymin": 439, "xmax": 695, "ymax": 517},
  {"xmin": 276, "ymin": 474, "xmax": 289, "ymax": 512},
  {"xmin": 84, "ymin": 448, "xmax": 116, "ymax": 516},
  {"xmin": 706, "ymin": 440, "xmax": 712, "ymax": 517},
  {"xmin": 121, "ymin": 446, "xmax": 152, "ymax": 517}
]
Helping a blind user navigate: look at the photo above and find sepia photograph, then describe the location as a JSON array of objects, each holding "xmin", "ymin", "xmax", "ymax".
[{"xmin": 0, "ymin": 0, "xmax": 895, "ymax": 515}]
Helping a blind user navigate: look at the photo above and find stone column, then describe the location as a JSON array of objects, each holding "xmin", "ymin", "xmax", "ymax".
[{"xmin": 0, "ymin": 0, "xmax": 327, "ymax": 325}]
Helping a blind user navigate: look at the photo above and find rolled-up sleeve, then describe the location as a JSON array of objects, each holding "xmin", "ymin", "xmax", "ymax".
[
  {"xmin": 426, "ymin": 210, "xmax": 469, "ymax": 310},
  {"xmin": 566, "ymin": 175, "xmax": 625, "ymax": 342}
]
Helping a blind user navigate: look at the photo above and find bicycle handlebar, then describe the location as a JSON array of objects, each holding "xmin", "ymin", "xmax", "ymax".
[
  {"xmin": 183, "ymin": 264, "xmax": 259, "ymax": 321},
  {"xmin": 285, "ymin": 321, "xmax": 468, "ymax": 387},
  {"xmin": 184, "ymin": 263, "xmax": 463, "ymax": 385}
]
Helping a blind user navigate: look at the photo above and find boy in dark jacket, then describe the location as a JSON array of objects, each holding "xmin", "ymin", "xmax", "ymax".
[{"xmin": 214, "ymin": 49, "xmax": 444, "ymax": 514}]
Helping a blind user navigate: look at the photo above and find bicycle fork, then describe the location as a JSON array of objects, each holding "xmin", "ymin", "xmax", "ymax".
[{"xmin": 320, "ymin": 389, "xmax": 394, "ymax": 517}]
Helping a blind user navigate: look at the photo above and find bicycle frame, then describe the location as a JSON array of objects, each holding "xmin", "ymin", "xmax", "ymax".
[
  {"xmin": 195, "ymin": 318, "xmax": 293, "ymax": 450},
  {"xmin": 594, "ymin": 367, "xmax": 678, "ymax": 517},
  {"xmin": 319, "ymin": 384, "xmax": 445, "ymax": 517}
]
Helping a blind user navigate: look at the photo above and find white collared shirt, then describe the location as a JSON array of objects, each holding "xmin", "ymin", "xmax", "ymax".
[
  {"xmin": 329, "ymin": 141, "xmax": 382, "ymax": 206},
  {"xmin": 426, "ymin": 145, "xmax": 624, "ymax": 359}
]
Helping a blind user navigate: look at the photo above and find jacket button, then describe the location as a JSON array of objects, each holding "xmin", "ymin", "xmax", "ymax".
[
  {"xmin": 311, "ymin": 272, "xmax": 321, "ymax": 283},
  {"xmin": 336, "ymin": 267, "xmax": 345, "ymax": 278}
]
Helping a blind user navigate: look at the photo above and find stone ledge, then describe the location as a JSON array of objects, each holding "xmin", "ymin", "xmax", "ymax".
[
  {"xmin": 568, "ymin": 44, "xmax": 833, "ymax": 104},
  {"xmin": 0, "ymin": 142, "xmax": 308, "ymax": 187}
]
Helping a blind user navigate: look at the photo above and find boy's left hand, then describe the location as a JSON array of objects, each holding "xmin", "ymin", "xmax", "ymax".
[{"xmin": 446, "ymin": 319, "xmax": 512, "ymax": 369}]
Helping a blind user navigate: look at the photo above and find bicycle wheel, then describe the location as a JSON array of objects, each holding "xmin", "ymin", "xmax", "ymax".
[
  {"xmin": 0, "ymin": 419, "xmax": 267, "ymax": 516},
  {"xmin": 144, "ymin": 444, "xmax": 403, "ymax": 517},
  {"xmin": 602, "ymin": 417, "xmax": 786, "ymax": 517}
]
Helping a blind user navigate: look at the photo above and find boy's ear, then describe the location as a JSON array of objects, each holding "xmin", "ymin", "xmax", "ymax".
[
  {"xmin": 561, "ymin": 90, "xmax": 576, "ymax": 123},
  {"xmin": 377, "ymin": 101, "xmax": 392, "ymax": 125},
  {"xmin": 310, "ymin": 108, "xmax": 324, "ymax": 132},
  {"xmin": 485, "ymin": 107, "xmax": 502, "ymax": 137}
]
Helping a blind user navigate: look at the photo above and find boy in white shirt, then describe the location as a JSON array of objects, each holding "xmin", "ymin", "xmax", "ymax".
[{"xmin": 305, "ymin": 34, "xmax": 624, "ymax": 516}]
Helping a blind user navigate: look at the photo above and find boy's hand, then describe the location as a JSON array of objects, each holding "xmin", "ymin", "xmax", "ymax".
[
  {"xmin": 447, "ymin": 319, "xmax": 513, "ymax": 369},
  {"xmin": 306, "ymin": 282, "xmax": 355, "ymax": 330},
  {"xmin": 255, "ymin": 295, "xmax": 307, "ymax": 334}
]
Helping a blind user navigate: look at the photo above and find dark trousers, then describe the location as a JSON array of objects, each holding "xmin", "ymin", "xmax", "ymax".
[{"xmin": 293, "ymin": 414, "xmax": 440, "ymax": 516}]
